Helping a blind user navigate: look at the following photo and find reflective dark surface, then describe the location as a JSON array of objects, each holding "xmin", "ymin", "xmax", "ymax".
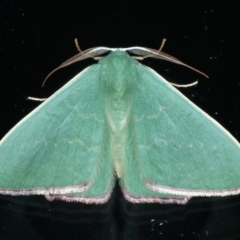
[
  {"xmin": 0, "ymin": 1, "xmax": 240, "ymax": 239},
  {"xmin": 1, "ymin": 184, "xmax": 240, "ymax": 239}
]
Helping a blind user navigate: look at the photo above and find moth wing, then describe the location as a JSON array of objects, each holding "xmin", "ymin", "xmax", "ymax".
[
  {"xmin": 0, "ymin": 64, "xmax": 113, "ymax": 202},
  {"xmin": 122, "ymin": 126, "xmax": 189, "ymax": 203},
  {"xmin": 123, "ymin": 63, "xmax": 240, "ymax": 202}
]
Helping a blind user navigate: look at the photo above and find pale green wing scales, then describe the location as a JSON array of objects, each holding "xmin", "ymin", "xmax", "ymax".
[
  {"xmin": 122, "ymin": 119, "xmax": 189, "ymax": 203},
  {"xmin": 131, "ymin": 64, "xmax": 240, "ymax": 198},
  {"xmin": 0, "ymin": 64, "xmax": 113, "ymax": 202}
]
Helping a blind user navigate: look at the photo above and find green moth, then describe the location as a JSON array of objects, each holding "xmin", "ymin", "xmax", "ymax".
[{"xmin": 0, "ymin": 40, "xmax": 239, "ymax": 204}]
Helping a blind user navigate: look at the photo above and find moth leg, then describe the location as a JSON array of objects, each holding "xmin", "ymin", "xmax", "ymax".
[{"xmin": 158, "ymin": 38, "xmax": 167, "ymax": 52}]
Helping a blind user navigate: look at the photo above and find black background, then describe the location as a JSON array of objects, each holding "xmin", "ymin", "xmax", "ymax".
[{"xmin": 0, "ymin": 1, "xmax": 240, "ymax": 239}]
